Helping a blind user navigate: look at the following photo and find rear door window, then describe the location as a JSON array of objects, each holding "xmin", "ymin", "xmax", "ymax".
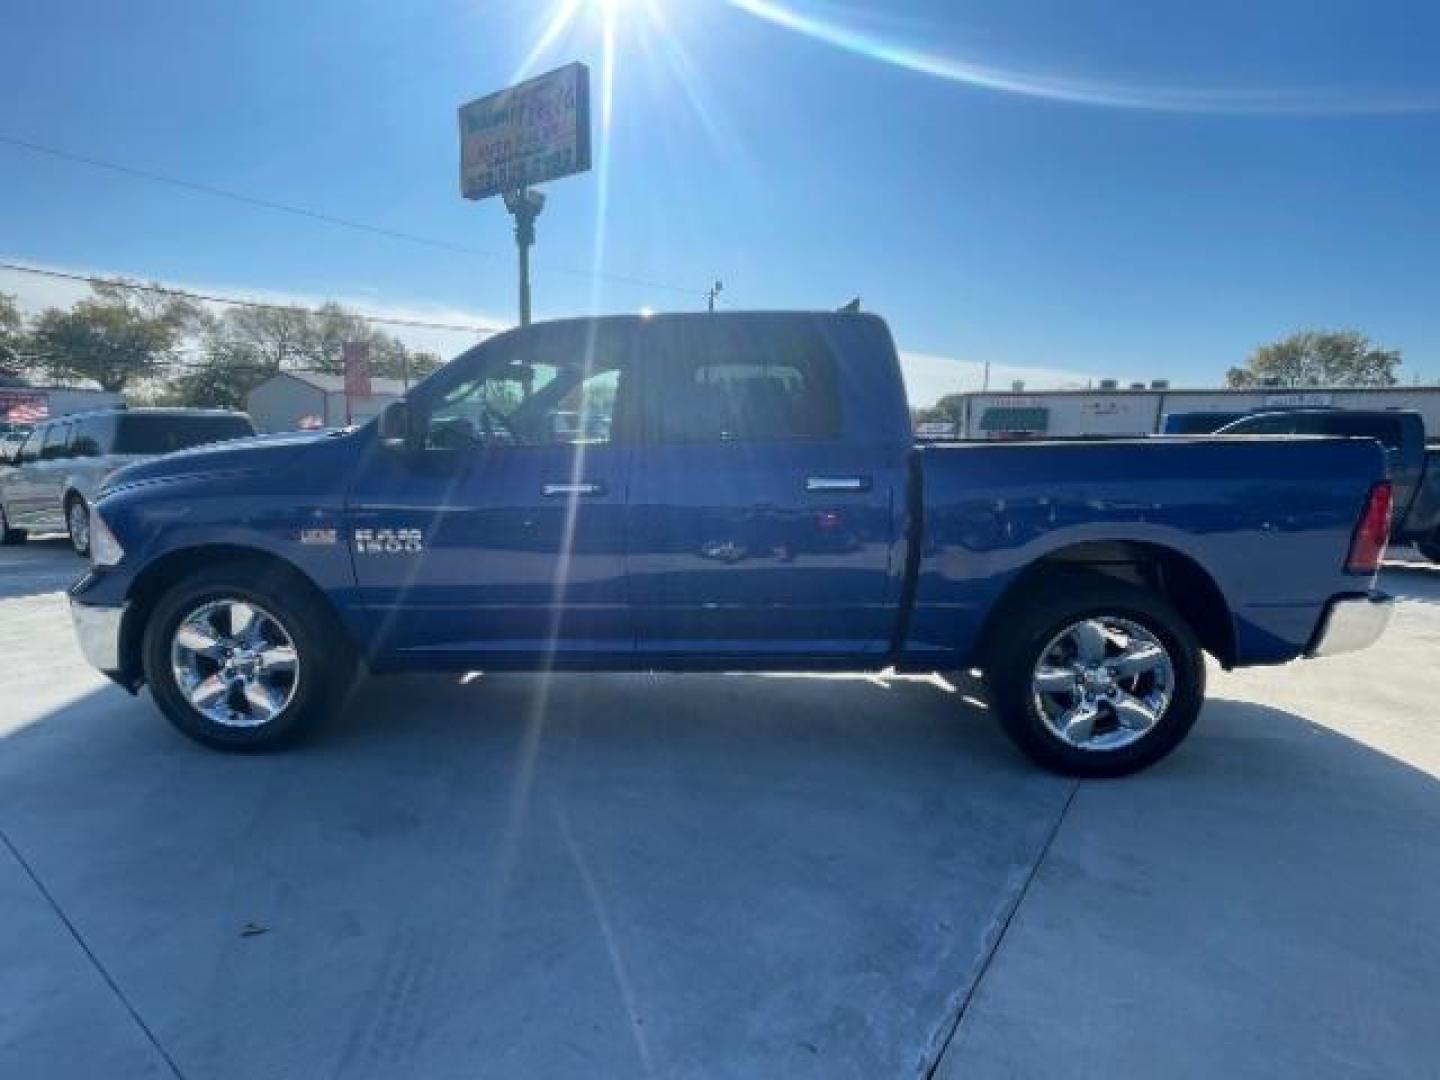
[
  {"xmin": 112, "ymin": 414, "xmax": 255, "ymax": 455},
  {"xmin": 71, "ymin": 415, "xmax": 112, "ymax": 458},
  {"xmin": 40, "ymin": 421, "xmax": 72, "ymax": 460},
  {"xmin": 647, "ymin": 321, "xmax": 841, "ymax": 443}
]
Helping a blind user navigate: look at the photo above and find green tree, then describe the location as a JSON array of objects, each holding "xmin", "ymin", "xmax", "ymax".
[
  {"xmin": 404, "ymin": 351, "xmax": 444, "ymax": 382},
  {"xmin": 166, "ymin": 306, "xmax": 304, "ymax": 410},
  {"xmin": 165, "ymin": 354, "xmax": 271, "ymax": 411},
  {"xmin": 28, "ymin": 281, "xmax": 203, "ymax": 391},
  {"xmin": 164, "ymin": 301, "xmax": 444, "ymax": 409},
  {"xmin": 927, "ymin": 393, "xmax": 968, "ymax": 425},
  {"xmin": 1227, "ymin": 330, "xmax": 1401, "ymax": 388},
  {"xmin": 293, "ymin": 301, "xmax": 437, "ymax": 384},
  {"xmin": 0, "ymin": 292, "xmax": 26, "ymax": 377}
]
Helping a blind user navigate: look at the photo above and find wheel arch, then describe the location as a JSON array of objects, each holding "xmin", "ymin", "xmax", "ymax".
[
  {"xmin": 118, "ymin": 544, "xmax": 353, "ymax": 688},
  {"xmin": 980, "ymin": 539, "xmax": 1237, "ymax": 669}
]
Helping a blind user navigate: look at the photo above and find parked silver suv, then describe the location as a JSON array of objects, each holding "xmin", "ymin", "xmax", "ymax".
[{"xmin": 0, "ymin": 408, "xmax": 255, "ymax": 555}]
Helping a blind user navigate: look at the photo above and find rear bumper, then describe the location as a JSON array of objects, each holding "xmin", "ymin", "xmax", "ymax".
[
  {"xmin": 1305, "ymin": 592, "xmax": 1393, "ymax": 659},
  {"xmin": 70, "ymin": 598, "xmax": 126, "ymax": 675}
]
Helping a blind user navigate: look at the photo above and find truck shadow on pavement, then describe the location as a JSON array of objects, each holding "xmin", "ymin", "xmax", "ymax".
[{"xmin": 2, "ymin": 674, "xmax": 1437, "ymax": 1079}]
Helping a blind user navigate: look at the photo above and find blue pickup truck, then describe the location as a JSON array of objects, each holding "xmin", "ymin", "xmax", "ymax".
[{"xmin": 69, "ymin": 312, "xmax": 1394, "ymax": 776}]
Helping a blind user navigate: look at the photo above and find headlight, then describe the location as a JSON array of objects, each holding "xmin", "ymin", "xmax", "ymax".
[{"xmin": 89, "ymin": 509, "xmax": 125, "ymax": 567}]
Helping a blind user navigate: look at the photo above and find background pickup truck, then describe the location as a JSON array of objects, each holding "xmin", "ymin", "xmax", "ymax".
[
  {"xmin": 68, "ymin": 311, "xmax": 1393, "ymax": 776},
  {"xmin": 1216, "ymin": 408, "xmax": 1440, "ymax": 562}
]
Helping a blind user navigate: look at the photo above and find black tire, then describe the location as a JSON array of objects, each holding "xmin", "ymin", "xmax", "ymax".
[
  {"xmin": 984, "ymin": 574, "xmax": 1206, "ymax": 778},
  {"xmin": 0, "ymin": 504, "xmax": 27, "ymax": 545},
  {"xmin": 65, "ymin": 495, "xmax": 90, "ymax": 557},
  {"xmin": 1419, "ymin": 537, "xmax": 1440, "ymax": 564},
  {"xmin": 141, "ymin": 562, "xmax": 355, "ymax": 751}
]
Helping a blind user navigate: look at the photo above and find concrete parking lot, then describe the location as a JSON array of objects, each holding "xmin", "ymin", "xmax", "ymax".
[{"xmin": 2, "ymin": 538, "xmax": 1437, "ymax": 1079}]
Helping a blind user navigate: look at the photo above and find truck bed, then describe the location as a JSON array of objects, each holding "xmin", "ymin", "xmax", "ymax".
[{"xmin": 904, "ymin": 435, "xmax": 1387, "ymax": 669}]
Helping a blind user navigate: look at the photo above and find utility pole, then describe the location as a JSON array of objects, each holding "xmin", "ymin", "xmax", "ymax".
[
  {"xmin": 706, "ymin": 280, "xmax": 724, "ymax": 313},
  {"xmin": 503, "ymin": 187, "xmax": 547, "ymax": 326}
]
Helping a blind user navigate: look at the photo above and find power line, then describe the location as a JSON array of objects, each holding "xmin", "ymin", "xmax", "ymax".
[
  {"xmin": 0, "ymin": 260, "xmax": 503, "ymax": 335},
  {"xmin": 0, "ymin": 134, "xmax": 703, "ymax": 297}
]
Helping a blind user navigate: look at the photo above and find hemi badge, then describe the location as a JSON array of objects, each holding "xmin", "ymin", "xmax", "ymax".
[{"xmin": 300, "ymin": 527, "xmax": 338, "ymax": 546}]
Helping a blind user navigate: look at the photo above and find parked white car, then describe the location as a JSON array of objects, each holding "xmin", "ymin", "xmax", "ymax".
[{"xmin": 0, "ymin": 408, "xmax": 256, "ymax": 555}]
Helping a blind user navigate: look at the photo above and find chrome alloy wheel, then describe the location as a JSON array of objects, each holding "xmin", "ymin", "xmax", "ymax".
[
  {"xmin": 170, "ymin": 600, "xmax": 299, "ymax": 728},
  {"xmin": 68, "ymin": 501, "xmax": 90, "ymax": 554},
  {"xmin": 1031, "ymin": 616, "xmax": 1174, "ymax": 752}
]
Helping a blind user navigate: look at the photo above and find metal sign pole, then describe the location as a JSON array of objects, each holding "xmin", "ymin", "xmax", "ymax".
[
  {"xmin": 460, "ymin": 63, "xmax": 590, "ymax": 328},
  {"xmin": 504, "ymin": 187, "xmax": 546, "ymax": 327}
]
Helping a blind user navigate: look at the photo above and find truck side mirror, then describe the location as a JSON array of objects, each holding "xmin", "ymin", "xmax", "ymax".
[{"xmin": 378, "ymin": 401, "xmax": 411, "ymax": 448}]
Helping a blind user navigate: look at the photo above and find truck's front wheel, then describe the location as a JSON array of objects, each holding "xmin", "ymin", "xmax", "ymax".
[
  {"xmin": 142, "ymin": 565, "xmax": 352, "ymax": 750},
  {"xmin": 985, "ymin": 576, "xmax": 1205, "ymax": 778}
]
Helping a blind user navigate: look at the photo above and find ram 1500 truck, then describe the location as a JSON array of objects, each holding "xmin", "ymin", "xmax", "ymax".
[{"xmin": 68, "ymin": 312, "xmax": 1395, "ymax": 776}]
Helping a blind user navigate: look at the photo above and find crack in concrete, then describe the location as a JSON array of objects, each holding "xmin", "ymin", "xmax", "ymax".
[
  {"xmin": 921, "ymin": 779, "xmax": 1082, "ymax": 1079},
  {"xmin": 0, "ymin": 827, "xmax": 186, "ymax": 1080}
]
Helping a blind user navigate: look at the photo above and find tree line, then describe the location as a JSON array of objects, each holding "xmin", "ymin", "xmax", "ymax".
[{"xmin": 0, "ymin": 282, "xmax": 444, "ymax": 410}]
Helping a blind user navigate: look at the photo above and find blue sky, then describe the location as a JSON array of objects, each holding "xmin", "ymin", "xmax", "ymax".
[{"xmin": 1, "ymin": 0, "xmax": 1438, "ymax": 398}]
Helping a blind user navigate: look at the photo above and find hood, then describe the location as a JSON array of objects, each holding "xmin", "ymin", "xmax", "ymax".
[{"xmin": 100, "ymin": 428, "xmax": 353, "ymax": 494}]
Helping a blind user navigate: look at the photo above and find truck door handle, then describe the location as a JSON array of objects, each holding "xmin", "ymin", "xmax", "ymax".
[
  {"xmin": 542, "ymin": 481, "xmax": 605, "ymax": 497},
  {"xmin": 805, "ymin": 476, "xmax": 870, "ymax": 493}
]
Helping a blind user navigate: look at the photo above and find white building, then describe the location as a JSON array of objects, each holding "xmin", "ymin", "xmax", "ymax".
[
  {"xmin": 245, "ymin": 371, "xmax": 408, "ymax": 433},
  {"xmin": 941, "ymin": 386, "xmax": 1440, "ymax": 440}
]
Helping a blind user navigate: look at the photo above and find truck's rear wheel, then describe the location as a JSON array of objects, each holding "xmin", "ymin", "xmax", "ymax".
[
  {"xmin": 142, "ymin": 564, "xmax": 352, "ymax": 750},
  {"xmin": 985, "ymin": 576, "xmax": 1205, "ymax": 777}
]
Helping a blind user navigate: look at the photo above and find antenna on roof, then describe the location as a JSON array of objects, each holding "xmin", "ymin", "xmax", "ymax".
[{"xmin": 837, "ymin": 297, "xmax": 861, "ymax": 313}]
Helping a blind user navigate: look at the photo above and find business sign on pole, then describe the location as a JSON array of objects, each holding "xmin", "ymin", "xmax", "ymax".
[
  {"xmin": 459, "ymin": 62, "xmax": 592, "ymax": 200},
  {"xmin": 342, "ymin": 342, "xmax": 372, "ymax": 400}
]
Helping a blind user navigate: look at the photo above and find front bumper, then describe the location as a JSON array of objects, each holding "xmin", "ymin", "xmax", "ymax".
[
  {"xmin": 1306, "ymin": 592, "xmax": 1393, "ymax": 659},
  {"xmin": 69, "ymin": 598, "xmax": 126, "ymax": 675}
]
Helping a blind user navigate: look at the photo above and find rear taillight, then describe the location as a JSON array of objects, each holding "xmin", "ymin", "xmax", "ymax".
[{"xmin": 1345, "ymin": 481, "xmax": 1392, "ymax": 575}]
